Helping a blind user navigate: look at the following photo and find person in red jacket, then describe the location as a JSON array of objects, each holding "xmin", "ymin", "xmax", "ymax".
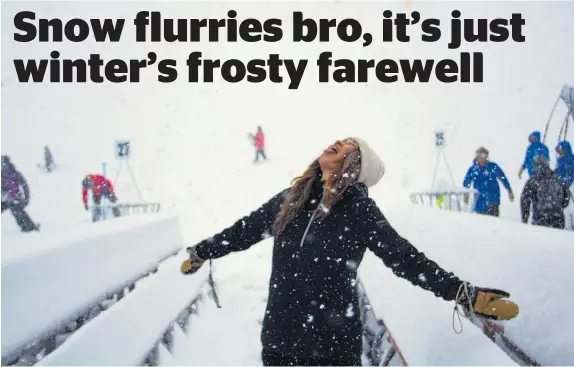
[
  {"xmin": 82, "ymin": 174, "xmax": 121, "ymax": 222},
  {"xmin": 254, "ymin": 126, "xmax": 267, "ymax": 163}
]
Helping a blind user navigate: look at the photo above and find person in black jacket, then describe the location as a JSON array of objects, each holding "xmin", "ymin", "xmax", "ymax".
[
  {"xmin": 1, "ymin": 155, "xmax": 39, "ymax": 232},
  {"xmin": 521, "ymin": 155, "xmax": 571, "ymax": 229},
  {"xmin": 181, "ymin": 138, "xmax": 519, "ymax": 366}
]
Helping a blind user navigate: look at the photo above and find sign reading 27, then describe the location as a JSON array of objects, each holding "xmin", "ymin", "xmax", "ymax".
[{"xmin": 115, "ymin": 140, "xmax": 131, "ymax": 159}]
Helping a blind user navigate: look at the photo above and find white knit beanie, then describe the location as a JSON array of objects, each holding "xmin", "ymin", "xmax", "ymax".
[{"xmin": 350, "ymin": 137, "xmax": 385, "ymax": 188}]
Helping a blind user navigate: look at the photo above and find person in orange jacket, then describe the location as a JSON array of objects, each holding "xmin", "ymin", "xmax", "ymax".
[{"xmin": 82, "ymin": 174, "xmax": 121, "ymax": 222}]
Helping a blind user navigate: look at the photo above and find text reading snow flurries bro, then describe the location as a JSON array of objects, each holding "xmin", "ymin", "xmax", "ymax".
[{"xmin": 12, "ymin": 10, "xmax": 525, "ymax": 89}]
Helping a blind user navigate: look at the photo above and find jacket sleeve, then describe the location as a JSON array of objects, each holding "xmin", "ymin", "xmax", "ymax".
[
  {"xmin": 494, "ymin": 164, "xmax": 512, "ymax": 191},
  {"xmin": 520, "ymin": 178, "xmax": 535, "ymax": 223},
  {"xmin": 522, "ymin": 147, "xmax": 531, "ymax": 170},
  {"xmin": 82, "ymin": 187, "xmax": 88, "ymax": 206},
  {"xmin": 356, "ymin": 198, "xmax": 462, "ymax": 301},
  {"xmin": 195, "ymin": 190, "xmax": 287, "ymax": 260},
  {"xmin": 562, "ymin": 180, "xmax": 571, "ymax": 208},
  {"xmin": 105, "ymin": 179, "xmax": 116, "ymax": 196},
  {"xmin": 18, "ymin": 172, "xmax": 30, "ymax": 204},
  {"xmin": 462, "ymin": 167, "xmax": 474, "ymax": 188}
]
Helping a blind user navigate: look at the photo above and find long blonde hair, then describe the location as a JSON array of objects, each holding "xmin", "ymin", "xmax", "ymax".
[{"xmin": 272, "ymin": 143, "xmax": 361, "ymax": 236}]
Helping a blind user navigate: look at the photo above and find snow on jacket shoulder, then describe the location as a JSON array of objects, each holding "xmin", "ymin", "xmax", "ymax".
[
  {"xmin": 556, "ymin": 141, "xmax": 574, "ymax": 187},
  {"xmin": 194, "ymin": 181, "xmax": 462, "ymax": 362}
]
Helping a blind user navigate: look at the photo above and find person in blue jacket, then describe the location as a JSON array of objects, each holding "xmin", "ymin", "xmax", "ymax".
[
  {"xmin": 518, "ymin": 131, "xmax": 549, "ymax": 179},
  {"xmin": 463, "ymin": 147, "xmax": 515, "ymax": 216},
  {"xmin": 555, "ymin": 141, "xmax": 574, "ymax": 187}
]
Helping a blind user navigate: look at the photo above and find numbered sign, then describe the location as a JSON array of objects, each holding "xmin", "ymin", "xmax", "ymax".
[
  {"xmin": 435, "ymin": 130, "xmax": 445, "ymax": 148},
  {"xmin": 115, "ymin": 140, "xmax": 131, "ymax": 160}
]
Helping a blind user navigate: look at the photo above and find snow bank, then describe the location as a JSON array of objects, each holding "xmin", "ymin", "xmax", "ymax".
[
  {"xmin": 37, "ymin": 255, "xmax": 208, "ymax": 366},
  {"xmin": 1, "ymin": 214, "xmax": 184, "ymax": 361},
  {"xmin": 359, "ymin": 202, "xmax": 574, "ymax": 365}
]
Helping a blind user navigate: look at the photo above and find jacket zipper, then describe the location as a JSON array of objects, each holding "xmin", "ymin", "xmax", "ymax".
[{"xmin": 299, "ymin": 192, "xmax": 324, "ymax": 248}]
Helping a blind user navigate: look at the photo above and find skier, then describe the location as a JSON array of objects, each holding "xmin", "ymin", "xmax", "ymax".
[
  {"xmin": 254, "ymin": 126, "xmax": 266, "ymax": 163},
  {"xmin": 81, "ymin": 174, "xmax": 121, "ymax": 222},
  {"xmin": 521, "ymin": 155, "xmax": 571, "ymax": 229},
  {"xmin": 555, "ymin": 141, "xmax": 574, "ymax": 187},
  {"xmin": 181, "ymin": 138, "xmax": 519, "ymax": 366},
  {"xmin": 463, "ymin": 147, "xmax": 514, "ymax": 217},
  {"xmin": 1, "ymin": 155, "xmax": 39, "ymax": 232},
  {"xmin": 44, "ymin": 146, "xmax": 55, "ymax": 172},
  {"xmin": 518, "ymin": 131, "xmax": 549, "ymax": 179}
]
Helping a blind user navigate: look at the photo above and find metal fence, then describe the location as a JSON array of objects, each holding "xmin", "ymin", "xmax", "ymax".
[{"xmin": 409, "ymin": 191, "xmax": 478, "ymax": 213}]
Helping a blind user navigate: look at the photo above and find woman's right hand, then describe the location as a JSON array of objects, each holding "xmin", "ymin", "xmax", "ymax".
[{"xmin": 180, "ymin": 246, "xmax": 205, "ymax": 275}]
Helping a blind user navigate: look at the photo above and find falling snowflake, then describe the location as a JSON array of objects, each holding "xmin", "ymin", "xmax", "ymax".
[
  {"xmin": 346, "ymin": 260, "xmax": 358, "ymax": 270},
  {"xmin": 346, "ymin": 304, "xmax": 354, "ymax": 317},
  {"xmin": 319, "ymin": 304, "xmax": 325, "ymax": 309}
]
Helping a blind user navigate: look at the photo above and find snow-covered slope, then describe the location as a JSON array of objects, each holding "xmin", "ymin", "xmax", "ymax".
[{"xmin": 2, "ymin": 0, "xmax": 573, "ymax": 365}]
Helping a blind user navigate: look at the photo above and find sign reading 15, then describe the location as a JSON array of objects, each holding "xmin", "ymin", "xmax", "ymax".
[
  {"xmin": 435, "ymin": 131, "xmax": 445, "ymax": 147},
  {"xmin": 115, "ymin": 140, "xmax": 131, "ymax": 159}
]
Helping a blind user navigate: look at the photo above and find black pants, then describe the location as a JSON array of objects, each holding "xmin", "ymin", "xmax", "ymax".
[
  {"xmin": 261, "ymin": 349, "xmax": 360, "ymax": 366},
  {"xmin": 255, "ymin": 148, "xmax": 267, "ymax": 162},
  {"xmin": 1, "ymin": 201, "xmax": 37, "ymax": 232},
  {"xmin": 92, "ymin": 194, "xmax": 121, "ymax": 222}
]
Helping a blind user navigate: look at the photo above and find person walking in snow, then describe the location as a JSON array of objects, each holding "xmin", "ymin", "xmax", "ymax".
[
  {"xmin": 43, "ymin": 146, "xmax": 55, "ymax": 172},
  {"xmin": 82, "ymin": 174, "xmax": 121, "ymax": 222},
  {"xmin": 254, "ymin": 126, "xmax": 267, "ymax": 163},
  {"xmin": 181, "ymin": 138, "xmax": 519, "ymax": 366},
  {"xmin": 521, "ymin": 156, "xmax": 571, "ymax": 229},
  {"xmin": 518, "ymin": 131, "xmax": 550, "ymax": 179},
  {"xmin": 463, "ymin": 147, "xmax": 514, "ymax": 217},
  {"xmin": 1, "ymin": 156, "xmax": 39, "ymax": 232},
  {"xmin": 555, "ymin": 141, "xmax": 574, "ymax": 188}
]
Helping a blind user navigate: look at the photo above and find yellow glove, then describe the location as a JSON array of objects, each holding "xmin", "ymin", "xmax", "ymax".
[
  {"xmin": 456, "ymin": 282, "xmax": 519, "ymax": 321},
  {"xmin": 181, "ymin": 246, "xmax": 205, "ymax": 275}
]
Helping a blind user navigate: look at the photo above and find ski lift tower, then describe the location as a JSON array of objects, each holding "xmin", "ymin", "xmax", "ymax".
[
  {"xmin": 543, "ymin": 84, "xmax": 574, "ymax": 145},
  {"xmin": 542, "ymin": 85, "xmax": 574, "ymax": 226}
]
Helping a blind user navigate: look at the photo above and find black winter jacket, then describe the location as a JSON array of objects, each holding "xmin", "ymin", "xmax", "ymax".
[
  {"xmin": 195, "ymin": 180, "xmax": 462, "ymax": 363},
  {"xmin": 520, "ymin": 165, "xmax": 571, "ymax": 228}
]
